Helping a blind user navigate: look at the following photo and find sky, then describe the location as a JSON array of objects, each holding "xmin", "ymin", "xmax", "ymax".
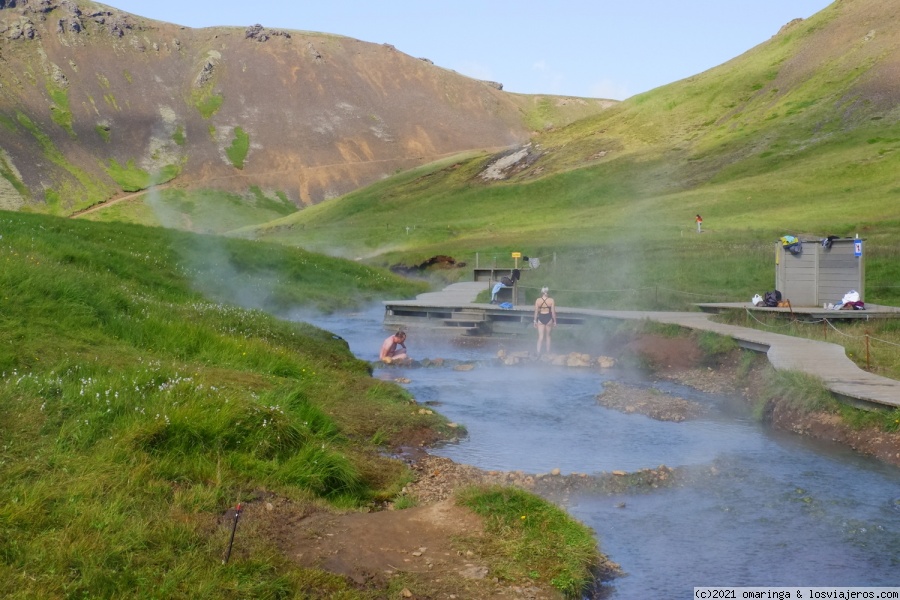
[{"xmin": 103, "ymin": 1, "xmax": 834, "ymax": 100}]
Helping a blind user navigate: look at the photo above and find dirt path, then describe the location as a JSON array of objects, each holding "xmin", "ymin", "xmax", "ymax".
[
  {"xmin": 242, "ymin": 453, "xmax": 575, "ymax": 599},
  {"xmin": 69, "ymin": 187, "xmax": 162, "ymax": 218}
]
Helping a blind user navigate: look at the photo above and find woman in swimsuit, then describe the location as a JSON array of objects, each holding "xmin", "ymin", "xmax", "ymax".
[{"xmin": 533, "ymin": 286, "xmax": 557, "ymax": 355}]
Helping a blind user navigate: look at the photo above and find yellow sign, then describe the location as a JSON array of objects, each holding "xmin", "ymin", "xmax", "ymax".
[{"xmin": 511, "ymin": 252, "xmax": 522, "ymax": 258}]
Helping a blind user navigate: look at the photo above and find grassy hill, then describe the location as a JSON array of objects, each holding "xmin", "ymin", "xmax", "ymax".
[
  {"xmin": 0, "ymin": 210, "xmax": 606, "ymax": 598},
  {"xmin": 0, "ymin": 210, "xmax": 416, "ymax": 596},
  {"xmin": 239, "ymin": 0, "xmax": 900, "ymax": 309}
]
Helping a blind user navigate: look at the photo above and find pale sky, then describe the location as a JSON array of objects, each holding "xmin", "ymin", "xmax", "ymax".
[{"xmin": 102, "ymin": 1, "xmax": 834, "ymax": 100}]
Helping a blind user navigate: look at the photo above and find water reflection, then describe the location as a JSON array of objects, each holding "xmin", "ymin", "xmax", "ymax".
[{"xmin": 305, "ymin": 306, "xmax": 900, "ymax": 597}]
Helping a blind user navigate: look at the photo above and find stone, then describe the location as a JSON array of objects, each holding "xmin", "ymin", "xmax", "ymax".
[{"xmin": 459, "ymin": 565, "xmax": 489, "ymax": 579}]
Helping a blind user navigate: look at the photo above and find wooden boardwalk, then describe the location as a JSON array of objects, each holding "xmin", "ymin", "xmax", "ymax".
[{"xmin": 386, "ymin": 282, "xmax": 900, "ymax": 410}]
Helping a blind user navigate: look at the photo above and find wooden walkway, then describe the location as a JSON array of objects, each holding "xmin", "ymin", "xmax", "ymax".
[{"xmin": 387, "ymin": 282, "xmax": 900, "ymax": 410}]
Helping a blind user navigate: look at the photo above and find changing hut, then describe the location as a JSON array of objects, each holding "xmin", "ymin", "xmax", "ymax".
[{"xmin": 776, "ymin": 236, "xmax": 864, "ymax": 307}]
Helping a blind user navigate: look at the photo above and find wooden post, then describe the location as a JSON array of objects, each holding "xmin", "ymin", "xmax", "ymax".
[
  {"xmin": 865, "ymin": 330, "xmax": 871, "ymax": 371},
  {"xmin": 823, "ymin": 318, "xmax": 827, "ymax": 340},
  {"xmin": 223, "ymin": 503, "xmax": 242, "ymax": 564}
]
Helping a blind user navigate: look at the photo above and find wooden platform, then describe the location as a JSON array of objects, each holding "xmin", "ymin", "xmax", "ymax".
[
  {"xmin": 698, "ymin": 302, "xmax": 900, "ymax": 320},
  {"xmin": 383, "ymin": 282, "xmax": 900, "ymax": 410},
  {"xmin": 576, "ymin": 308, "xmax": 900, "ymax": 410}
]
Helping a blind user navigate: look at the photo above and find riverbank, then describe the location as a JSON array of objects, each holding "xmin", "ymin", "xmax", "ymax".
[
  {"xmin": 243, "ymin": 451, "xmax": 621, "ymax": 599},
  {"xmin": 652, "ymin": 345, "xmax": 900, "ymax": 469},
  {"xmin": 241, "ymin": 330, "xmax": 900, "ymax": 598}
]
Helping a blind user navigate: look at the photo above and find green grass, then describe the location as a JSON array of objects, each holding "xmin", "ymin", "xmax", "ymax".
[
  {"xmin": 47, "ymin": 84, "xmax": 74, "ymax": 137},
  {"xmin": 172, "ymin": 125, "xmax": 186, "ymax": 146},
  {"xmin": 104, "ymin": 158, "xmax": 153, "ymax": 191},
  {"xmin": 696, "ymin": 330, "xmax": 739, "ymax": 358},
  {"xmin": 226, "ymin": 127, "xmax": 250, "ymax": 169},
  {"xmin": 751, "ymin": 364, "xmax": 900, "ymax": 434},
  {"xmin": 83, "ymin": 187, "xmax": 301, "ymax": 235},
  {"xmin": 105, "ymin": 159, "xmax": 180, "ymax": 192},
  {"xmin": 95, "ymin": 123, "xmax": 111, "ymax": 142},
  {"xmin": 457, "ymin": 485, "xmax": 603, "ymax": 597},
  {"xmin": 196, "ymin": 94, "xmax": 224, "ymax": 119},
  {"xmin": 0, "ymin": 149, "xmax": 29, "ymax": 201},
  {"xmin": 755, "ymin": 370, "xmax": 840, "ymax": 418},
  {"xmin": 0, "ymin": 210, "xmax": 448, "ymax": 598}
]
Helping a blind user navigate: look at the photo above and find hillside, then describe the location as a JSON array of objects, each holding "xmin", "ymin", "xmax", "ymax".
[
  {"xmin": 0, "ymin": 210, "xmax": 609, "ymax": 598},
  {"xmin": 241, "ymin": 0, "xmax": 900, "ymax": 307},
  {"xmin": 0, "ymin": 0, "xmax": 613, "ymax": 217}
]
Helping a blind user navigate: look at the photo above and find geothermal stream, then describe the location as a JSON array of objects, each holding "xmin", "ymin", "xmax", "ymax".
[{"xmin": 306, "ymin": 306, "xmax": 900, "ymax": 597}]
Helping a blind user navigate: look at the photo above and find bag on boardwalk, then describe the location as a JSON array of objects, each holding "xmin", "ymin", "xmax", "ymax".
[
  {"xmin": 763, "ymin": 290, "xmax": 782, "ymax": 307},
  {"xmin": 780, "ymin": 235, "xmax": 802, "ymax": 255}
]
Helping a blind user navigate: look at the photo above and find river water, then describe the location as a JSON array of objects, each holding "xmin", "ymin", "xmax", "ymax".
[{"xmin": 306, "ymin": 307, "xmax": 900, "ymax": 598}]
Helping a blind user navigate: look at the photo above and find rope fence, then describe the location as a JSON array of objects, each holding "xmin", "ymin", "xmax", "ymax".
[
  {"xmin": 515, "ymin": 283, "xmax": 741, "ymax": 304},
  {"xmin": 743, "ymin": 308, "xmax": 900, "ymax": 373}
]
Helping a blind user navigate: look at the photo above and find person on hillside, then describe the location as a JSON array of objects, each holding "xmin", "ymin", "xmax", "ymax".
[
  {"xmin": 533, "ymin": 287, "xmax": 557, "ymax": 355},
  {"xmin": 380, "ymin": 331, "xmax": 408, "ymax": 363},
  {"xmin": 696, "ymin": 214, "xmax": 703, "ymax": 233}
]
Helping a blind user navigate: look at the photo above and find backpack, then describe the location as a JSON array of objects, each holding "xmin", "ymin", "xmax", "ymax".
[
  {"xmin": 780, "ymin": 235, "xmax": 802, "ymax": 255},
  {"xmin": 500, "ymin": 276, "xmax": 514, "ymax": 286},
  {"xmin": 763, "ymin": 290, "xmax": 781, "ymax": 307}
]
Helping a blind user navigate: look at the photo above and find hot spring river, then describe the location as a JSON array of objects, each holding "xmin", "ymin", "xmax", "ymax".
[{"xmin": 307, "ymin": 307, "xmax": 900, "ymax": 597}]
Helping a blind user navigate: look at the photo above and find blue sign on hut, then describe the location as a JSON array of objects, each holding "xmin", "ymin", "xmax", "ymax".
[{"xmin": 775, "ymin": 235, "xmax": 864, "ymax": 307}]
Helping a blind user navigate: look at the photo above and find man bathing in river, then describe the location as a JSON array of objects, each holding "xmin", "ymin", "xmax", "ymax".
[{"xmin": 380, "ymin": 331, "xmax": 408, "ymax": 364}]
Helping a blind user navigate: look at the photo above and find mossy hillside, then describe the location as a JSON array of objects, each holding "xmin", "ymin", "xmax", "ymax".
[
  {"xmin": 0, "ymin": 210, "xmax": 436, "ymax": 598},
  {"xmin": 13, "ymin": 111, "xmax": 115, "ymax": 213},
  {"xmin": 3, "ymin": 0, "xmax": 604, "ymax": 214},
  {"xmin": 105, "ymin": 158, "xmax": 181, "ymax": 192}
]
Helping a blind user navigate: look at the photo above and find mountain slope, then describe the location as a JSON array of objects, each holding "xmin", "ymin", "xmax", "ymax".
[
  {"xmin": 0, "ymin": 0, "xmax": 613, "ymax": 215},
  {"xmin": 246, "ymin": 0, "xmax": 900, "ymax": 243},
  {"xmin": 239, "ymin": 0, "xmax": 900, "ymax": 306}
]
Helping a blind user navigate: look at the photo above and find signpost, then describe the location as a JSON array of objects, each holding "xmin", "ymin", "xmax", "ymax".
[{"xmin": 511, "ymin": 252, "xmax": 521, "ymax": 268}]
